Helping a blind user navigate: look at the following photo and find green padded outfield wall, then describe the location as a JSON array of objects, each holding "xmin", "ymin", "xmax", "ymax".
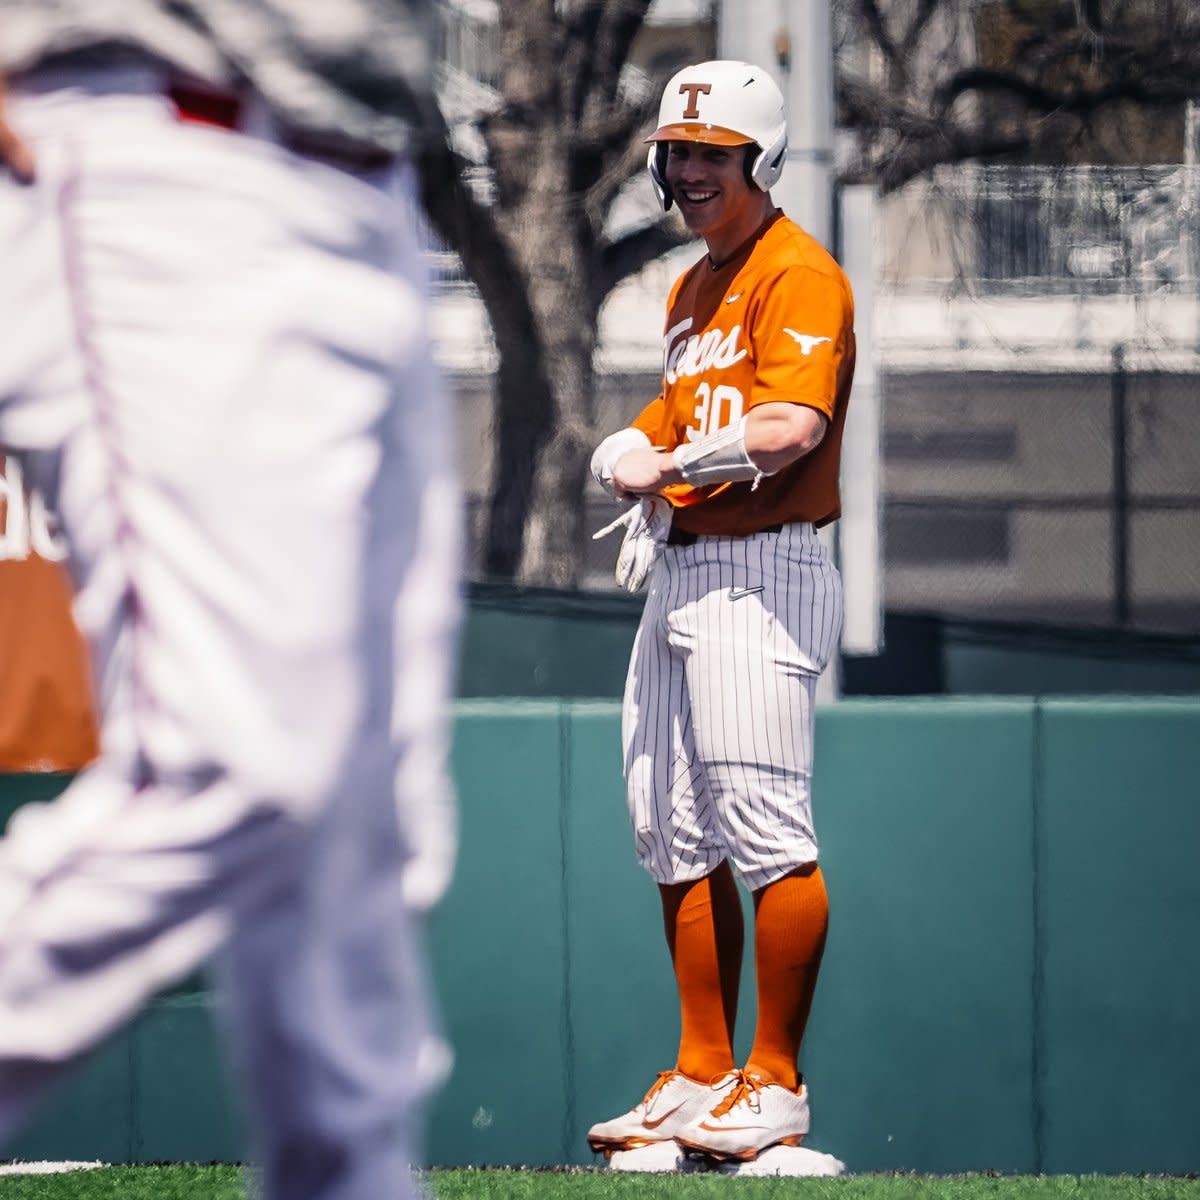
[
  {"xmin": 1037, "ymin": 700, "xmax": 1200, "ymax": 1174},
  {"xmin": 457, "ymin": 585, "xmax": 1200, "ymax": 699},
  {"xmin": 2, "ymin": 697, "xmax": 1199, "ymax": 1172}
]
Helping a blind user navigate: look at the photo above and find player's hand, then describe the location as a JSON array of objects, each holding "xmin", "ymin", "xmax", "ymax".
[
  {"xmin": 611, "ymin": 448, "xmax": 683, "ymax": 496},
  {"xmin": 0, "ymin": 73, "xmax": 35, "ymax": 184}
]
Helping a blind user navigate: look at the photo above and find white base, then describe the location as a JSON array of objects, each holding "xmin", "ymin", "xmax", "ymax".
[
  {"xmin": 606, "ymin": 1143, "xmax": 706, "ymax": 1174},
  {"xmin": 718, "ymin": 1145, "xmax": 847, "ymax": 1177},
  {"xmin": 606, "ymin": 1141, "xmax": 846, "ymax": 1176},
  {"xmin": 0, "ymin": 1162, "xmax": 105, "ymax": 1176}
]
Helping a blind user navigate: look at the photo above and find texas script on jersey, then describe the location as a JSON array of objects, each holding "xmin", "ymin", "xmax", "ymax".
[
  {"xmin": 0, "ymin": 456, "xmax": 67, "ymax": 562},
  {"xmin": 664, "ymin": 318, "xmax": 748, "ymax": 383}
]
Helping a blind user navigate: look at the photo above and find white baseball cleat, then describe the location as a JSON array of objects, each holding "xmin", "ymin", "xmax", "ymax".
[
  {"xmin": 587, "ymin": 1069, "xmax": 736, "ymax": 1154},
  {"xmin": 674, "ymin": 1071, "xmax": 810, "ymax": 1162}
]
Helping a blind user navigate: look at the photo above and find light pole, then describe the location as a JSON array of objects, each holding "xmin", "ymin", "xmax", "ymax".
[
  {"xmin": 718, "ymin": 0, "xmax": 835, "ymax": 251},
  {"xmin": 719, "ymin": 0, "xmax": 884, "ymax": 679}
]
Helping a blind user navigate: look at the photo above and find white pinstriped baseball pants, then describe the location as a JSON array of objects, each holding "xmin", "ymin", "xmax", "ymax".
[
  {"xmin": 622, "ymin": 523, "xmax": 843, "ymax": 892},
  {"xmin": 0, "ymin": 72, "xmax": 459, "ymax": 1200}
]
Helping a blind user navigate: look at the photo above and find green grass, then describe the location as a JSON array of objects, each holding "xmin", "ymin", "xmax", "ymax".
[
  {"xmin": 429, "ymin": 1176, "xmax": 1200, "ymax": 1200},
  {"xmin": 0, "ymin": 1166, "xmax": 243, "ymax": 1200},
  {"xmin": 0, "ymin": 1168, "xmax": 1198, "ymax": 1200}
]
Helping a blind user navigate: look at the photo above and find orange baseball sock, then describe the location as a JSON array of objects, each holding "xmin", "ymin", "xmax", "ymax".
[
  {"xmin": 659, "ymin": 860, "xmax": 743, "ymax": 1082},
  {"xmin": 744, "ymin": 864, "xmax": 829, "ymax": 1091}
]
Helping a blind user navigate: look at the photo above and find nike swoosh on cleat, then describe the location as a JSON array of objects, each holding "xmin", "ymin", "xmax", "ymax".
[{"xmin": 642, "ymin": 1103, "xmax": 688, "ymax": 1130}]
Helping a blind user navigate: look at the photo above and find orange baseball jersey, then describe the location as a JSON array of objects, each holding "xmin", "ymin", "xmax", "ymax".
[
  {"xmin": 631, "ymin": 211, "xmax": 855, "ymax": 536},
  {"xmin": 0, "ymin": 456, "xmax": 99, "ymax": 772}
]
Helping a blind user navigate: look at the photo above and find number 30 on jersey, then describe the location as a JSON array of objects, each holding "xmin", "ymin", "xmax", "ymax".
[{"xmin": 686, "ymin": 383, "xmax": 744, "ymax": 442}]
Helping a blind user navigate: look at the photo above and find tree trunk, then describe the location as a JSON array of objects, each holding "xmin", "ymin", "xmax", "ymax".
[
  {"xmin": 482, "ymin": 327, "xmax": 555, "ymax": 579},
  {"xmin": 516, "ymin": 368, "xmax": 596, "ymax": 589},
  {"xmin": 482, "ymin": 131, "xmax": 602, "ymax": 586},
  {"xmin": 485, "ymin": 266, "xmax": 599, "ymax": 588}
]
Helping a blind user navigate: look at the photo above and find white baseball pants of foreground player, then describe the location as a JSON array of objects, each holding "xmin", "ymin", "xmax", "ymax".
[
  {"xmin": 0, "ymin": 70, "xmax": 460, "ymax": 1200},
  {"xmin": 623, "ymin": 523, "xmax": 843, "ymax": 892}
]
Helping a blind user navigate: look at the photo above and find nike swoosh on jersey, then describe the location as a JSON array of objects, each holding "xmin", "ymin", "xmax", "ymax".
[
  {"xmin": 728, "ymin": 585, "xmax": 764, "ymax": 601},
  {"xmin": 725, "ymin": 293, "xmax": 742, "ymax": 304}
]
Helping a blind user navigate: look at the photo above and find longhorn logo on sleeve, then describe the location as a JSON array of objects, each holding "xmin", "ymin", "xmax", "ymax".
[{"xmin": 783, "ymin": 329, "xmax": 831, "ymax": 356}]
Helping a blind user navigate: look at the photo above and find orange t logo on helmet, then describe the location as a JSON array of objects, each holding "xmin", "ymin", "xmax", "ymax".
[{"xmin": 678, "ymin": 81, "xmax": 711, "ymax": 119}]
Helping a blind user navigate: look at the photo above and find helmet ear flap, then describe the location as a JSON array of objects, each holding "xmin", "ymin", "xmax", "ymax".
[
  {"xmin": 647, "ymin": 143, "xmax": 673, "ymax": 212},
  {"xmin": 748, "ymin": 127, "xmax": 788, "ymax": 192}
]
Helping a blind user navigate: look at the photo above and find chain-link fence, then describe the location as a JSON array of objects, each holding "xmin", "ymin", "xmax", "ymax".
[
  {"xmin": 874, "ymin": 165, "xmax": 1200, "ymax": 636},
  {"xmin": 880, "ymin": 357, "xmax": 1200, "ymax": 636}
]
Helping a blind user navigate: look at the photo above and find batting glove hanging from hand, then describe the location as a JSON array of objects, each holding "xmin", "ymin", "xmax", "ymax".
[{"xmin": 592, "ymin": 497, "xmax": 674, "ymax": 593}]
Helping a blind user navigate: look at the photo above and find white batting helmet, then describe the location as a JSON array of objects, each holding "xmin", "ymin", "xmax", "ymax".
[{"xmin": 646, "ymin": 60, "xmax": 788, "ymax": 211}]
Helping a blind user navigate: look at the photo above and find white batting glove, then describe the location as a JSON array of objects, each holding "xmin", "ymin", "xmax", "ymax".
[
  {"xmin": 590, "ymin": 427, "xmax": 653, "ymax": 498},
  {"xmin": 592, "ymin": 496, "xmax": 673, "ymax": 593}
]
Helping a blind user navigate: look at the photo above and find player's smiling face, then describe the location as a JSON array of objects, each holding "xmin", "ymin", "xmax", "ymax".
[{"xmin": 664, "ymin": 140, "xmax": 767, "ymax": 259}]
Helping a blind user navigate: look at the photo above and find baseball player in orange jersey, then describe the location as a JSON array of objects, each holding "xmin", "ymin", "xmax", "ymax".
[{"xmin": 587, "ymin": 60, "xmax": 854, "ymax": 1166}]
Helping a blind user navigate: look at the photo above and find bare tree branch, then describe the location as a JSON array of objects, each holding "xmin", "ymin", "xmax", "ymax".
[
  {"xmin": 856, "ymin": 0, "xmax": 899, "ymax": 71},
  {"xmin": 419, "ymin": 139, "xmax": 549, "ymax": 371},
  {"xmin": 579, "ymin": 95, "xmax": 659, "ymax": 228},
  {"xmin": 900, "ymin": 0, "xmax": 941, "ymax": 58},
  {"xmin": 859, "ymin": 128, "xmax": 1032, "ymax": 194},
  {"xmin": 567, "ymin": 0, "xmax": 654, "ymax": 125},
  {"xmin": 838, "ymin": 0, "xmax": 1200, "ymax": 190},
  {"xmin": 936, "ymin": 65, "xmax": 1200, "ymax": 117},
  {"xmin": 595, "ymin": 221, "xmax": 692, "ymax": 305}
]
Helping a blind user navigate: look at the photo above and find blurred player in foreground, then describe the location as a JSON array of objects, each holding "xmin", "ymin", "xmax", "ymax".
[
  {"xmin": 0, "ymin": 6, "xmax": 460, "ymax": 1198},
  {"xmin": 588, "ymin": 60, "xmax": 854, "ymax": 1167}
]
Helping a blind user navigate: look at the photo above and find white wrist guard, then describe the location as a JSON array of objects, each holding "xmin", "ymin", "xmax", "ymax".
[
  {"xmin": 672, "ymin": 416, "xmax": 771, "ymax": 487},
  {"xmin": 590, "ymin": 427, "xmax": 652, "ymax": 496}
]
